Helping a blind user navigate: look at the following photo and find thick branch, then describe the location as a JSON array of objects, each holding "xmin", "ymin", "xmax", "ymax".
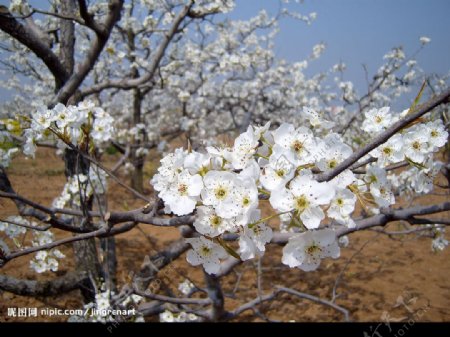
[
  {"xmin": 79, "ymin": 1, "xmax": 194, "ymax": 97},
  {"xmin": 53, "ymin": 0, "xmax": 124, "ymax": 104},
  {"xmin": 0, "ymin": 271, "xmax": 87, "ymax": 296},
  {"xmin": 0, "ymin": 12, "xmax": 69, "ymax": 87}
]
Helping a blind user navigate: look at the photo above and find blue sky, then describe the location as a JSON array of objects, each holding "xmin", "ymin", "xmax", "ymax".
[
  {"xmin": 1, "ymin": 0, "xmax": 449, "ymax": 105},
  {"xmin": 228, "ymin": 0, "xmax": 450, "ymax": 101}
]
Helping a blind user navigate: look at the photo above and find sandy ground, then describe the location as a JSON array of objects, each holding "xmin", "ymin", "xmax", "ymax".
[{"xmin": 0, "ymin": 148, "xmax": 449, "ymax": 322}]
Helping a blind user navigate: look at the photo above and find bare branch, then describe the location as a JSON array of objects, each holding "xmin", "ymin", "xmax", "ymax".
[
  {"xmin": 274, "ymin": 286, "xmax": 350, "ymax": 321},
  {"xmin": 0, "ymin": 271, "xmax": 87, "ymax": 296},
  {"xmin": 133, "ymin": 288, "xmax": 210, "ymax": 305},
  {"xmin": 53, "ymin": 0, "xmax": 124, "ymax": 104},
  {"xmin": 0, "ymin": 12, "xmax": 69, "ymax": 87},
  {"xmin": 79, "ymin": 1, "xmax": 195, "ymax": 98}
]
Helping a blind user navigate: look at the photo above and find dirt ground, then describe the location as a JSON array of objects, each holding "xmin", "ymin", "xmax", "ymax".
[{"xmin": 0, "ymin": 148, "xmax": 449, "ymax": 322}]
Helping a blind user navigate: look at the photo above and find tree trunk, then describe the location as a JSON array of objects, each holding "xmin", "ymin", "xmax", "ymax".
[
  {"xmin": 128, "ymin": 27, "xmax": 145, "ymax": 193},
  {"xmin": 60, "ymin": 0, "xmax": 102, "ymax": 302}
]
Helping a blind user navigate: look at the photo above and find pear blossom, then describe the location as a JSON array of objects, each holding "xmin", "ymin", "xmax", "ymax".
[
  {"xmin": 238, "ymin": 210, "xmax": 273, "ymax": 260},
  {"xmin": 327, "ymin": 189, "xmax": 357, "ymax": 228},
  {"xmin": 370, "ymin": 134, "xmax": 404, "ymax": 166},
  {"xmin": 432, "ymin": 228, "xmax": 448, "ymax": 252},
  {"xmin": 201, "ymin": 170, "xmax": 241, "ymax": 218},
  {"xmin": 282, "ymin": 229, "xmax": 340, "ymax": 271},
  {"xmin": 365, "ymin": 166, "xmax": 395, "ymax": 207},
  {"xmin": 159, "ymin": 169, "xmax": 203, "ymax": 216},
  {"xmin": 0, "ymin": 216, "xmax": 27, "ymax": 238},
  {"xmin": 272, "ymin": 123, "xmax": 316, "ymax": 166},
  {"xmin": 184, "ymin": 151, "xmax": 213, "ymax": 175},
  {"xmin": 270, "ymin": 170, "xmax": 335, "ymax": 229},
  {"xmin": 231, "ymin": 125, "xmax": 259, "ymax": 169},
  {"xmin": 316, "ymin": 133, "xmax": 353, "ymax": 171},
  {"xmin": 361, "ymin": 107, "xmax": 393, "ymax": 133},
  {"xmin": 403, "ymin": 129, "xmax": 430, "ymax": 163},
  {"xmin": 409, "ymin": 160, "xmax": 443, "ymax": 194},
  {"xmin": 151, "ymin": 148, "xmax": 187, "ymax": 192},
  {"xmin": 186, "ymin": 236, "xmax": 228, "ymax": 275},
  {"xmin": 260, "ymin": 151, "xmax": 295, "ymax": 191},
  {"xmin": 419, "ymin": 36, "xmax": 431, "ymax": 45},
  {"xmin": 193, "ymin": 206, "xmax": 237, "ymax": 237},
  {"xmin": 424, "ymin": 120, "xmax": 448, "ymax": 151},
  {"xmin": 301, "ymin": 107, "xmax": 335, "ymax": 129},
  {"xmin": 178, "ymin": 279, "xmax": 195, "ymax": 296}
]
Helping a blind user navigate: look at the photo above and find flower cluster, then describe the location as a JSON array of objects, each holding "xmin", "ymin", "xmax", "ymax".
[
  {"xmin": 30, "ymin": 230, "xmax": 65, "ymax": 273},
  {"xmin": 0, "ymin": 216, "xmax": 27, "ymax": 238},
  {"xmin": 151, "ymin": 108, "xmax": 448, "ymax": 274},
  {"xmin": 23, "ymin": 101, "xmax": 114, "ymax": 158},
  {"xmin": 159, "ymin": 310, "xmax": 199, "ymax": 323},
  {"xmin": 69, "ymin": 286, "xmax": 144, "ymax": 323},
  {"xmin": 53, "ymin": 165, "xmax": 107, "ymax": 209},
  {"xmin": 0, "ymin": 216, "xmax": 65, "ymax": 273}
]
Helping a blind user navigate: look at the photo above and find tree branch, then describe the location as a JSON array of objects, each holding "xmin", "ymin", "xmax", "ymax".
[
  {"xmin": 0, "ymin": 12, "xmax": 69, "ymax": 88},
  {"xmin": 317, "ymin": 88, "xmax": 450, "ymax": 182},
  {"xmin": 79, "ymin": 1, "xmax": 194, "ymax": 98},
  {"xmin": 53, "ymin": 0, "xmax": 124, "ymax": 104},
  {"xmin": 0, "ymin": 271, "xmax": 87, "ymax": 296}
]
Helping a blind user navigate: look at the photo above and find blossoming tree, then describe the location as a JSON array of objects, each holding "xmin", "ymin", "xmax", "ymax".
[{"xmin": 0, "ymin": 0, "xmax": 449, "ymax": 322}]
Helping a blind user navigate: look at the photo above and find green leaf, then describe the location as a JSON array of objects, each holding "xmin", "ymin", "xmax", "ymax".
[
  {"xmin": 407, "ymin": 80, "xmax": 426, "ymax": 115},
  {"xmin": 216, "ymin": 237, "xmax": 240, "ymax": 259},
  {"xmin": 405, "ymin": 156, "xmax": 427, "ymax": 170}
]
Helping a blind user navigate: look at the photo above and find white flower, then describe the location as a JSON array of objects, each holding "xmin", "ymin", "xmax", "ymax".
[
  {"xmin": 301, "ymin": 107, "xmax": 335, "ymax": 129},
  {"xmin": 231, "ymin": 125, "xmax": 259, "ymax": 169},
  {"xmin": 0, "ymin": 216, "xmax": 27, "ymax": 238},
  {"xmin": 233, "ymin": 178, "xmax": 259, "ymax": 219},
  {"xmin": 178, "ymin": 90, "xmax": 190, "ymax": 102},
  {"xmin": 410, "ymin": 159, "xmax": 443, "ymax": 194},
  {"xmin": 316, "ymin": 133, "xmax": 352, "ymax": 171},
  {"xmin": 260, "ymin": 150, "xmax": 295, "ymax": 191},
  {"xmin": 151, "ymin": 148, "xmax": 187, "ymax": 192},
  {"xmin": 193, "ymin": 206, "xmax": 236, "ymax": 237},
  {"xmin": 159, "ymin": 169, "xmax": 203, "ymax": 216},
  {"xmin": 432, "ymin": 228, "xmax": 448, "ymax": 252},
  {"xmin": 186, "ymin": 236, "xmax": 228, "ymax": 274},
  {"xmin": 238, "ymin": 210, "xmax": 273, "ymax": 260},
  {"xmin": 282, "ymin": 229, "xmax": 340, "ymax": 271},
  {"xmin": 425, "ymin": 120, "xmax": 448, "ymax": 151},
  {"xmin": 338, "ymin": 235, "xmax": 349, "ymax": 248},
  {"xmin": 32, "ymin": 105, "xmax": 53, "ymax": 131},
  {"xmin": 178, "ymin": 279, "xmax": 195, "ymax": 296},
  {"xmin": 53, "ymin": 103, "xmax": 74, "ymax": 129},
  {"xmin": 201, "ymin": 170, "xmax": 240, "ymax": 218},
  {"xmin": 272, "ymin": 123, "xmax": 316, "ymax": 166},
  {"xmin": 91, "ymin": 108, "xmax": 114, "ymax": 143},
  {"xmin": 403, "ymin": 128, "xmax": 430, "ymax": 163},
  {"xmin": 184, "ymin": 151, "xmax": 212, "ymax": 175},
  {"xmin": 362, "ymin": 107, "xmax": 392, "ymax": 133},
  {"xmin": 419, "ymin": 36, "xmax": 431, "ymax": 45},
  {"xmin": 365, "ymin": 166, "xmax": 395, "ymax": 207},
  {"xmin": 327, "ymin": 189, "xmax": 356, "ymax": 227},
  {"xmin": 370, "ymin": 134, "xmax": 404, "ymax": 166},
  {"xmin": 270, "ymin": 170, "xmax": 335, "ymax": 229},
  {"xmin": 329, "ymin": 169, "xmax": 356, "ymax": 189}
]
